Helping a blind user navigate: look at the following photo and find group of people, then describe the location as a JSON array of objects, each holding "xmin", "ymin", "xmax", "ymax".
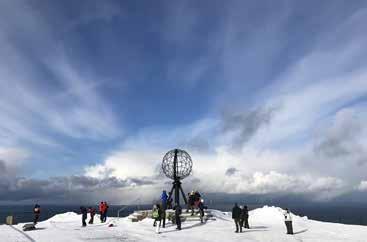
[
  {"xmin": 31, "ymin": 199, "xmax": 293, "ymax": 235},
  {"xmin": 79, "ymin": 201, "xmax": 108, "ymax": 227},
  {"xmin": 188, "ymin": 190, "xmax": 205, "ymax": 221},
  {"xmin": 232, "ymin": 203, "xmax": 294, "ymax": 235},
  {"xmin": 152, "ymin": 189, "xmax": 207, "ymax": 233},
  {"xmin": 232, "ymin": 203, "xmax": 250, "ymax": 233},
  {"xmin": 152, "ymin": 190, "xmax": 185, "ymax": 232},
  {"xmin": 79, "ymin": 206, "xmax": 98, "ymax": 226}
]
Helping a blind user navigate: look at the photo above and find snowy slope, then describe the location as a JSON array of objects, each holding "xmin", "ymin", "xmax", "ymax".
[{"xmin": 0, "ymin": 206, "xmax": 366, "ymax": 242}]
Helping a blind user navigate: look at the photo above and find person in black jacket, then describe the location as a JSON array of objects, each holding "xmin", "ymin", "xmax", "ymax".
[
  {"xmin": 188, "ymin": 192, "xmax": 195, "ymax": 215},
  {"xmin": 232, "ymin": 203, "xmax": 242, "ymax": 233},
  {"xmin": 33, "ymin": 204, "xmax": 41, "ymax": 225},
  {"xmin": 198, "ymin": 199, "xmax": 205, "ymax": 223},
  {"xmin": 80, "ymin": 206, "xmax": 88, "ymax": 227},
  {"xmin": 241, "ymin": 205, "xmax": 250, "ymax": 229},
  {"xmin": 173, "ymin": 203, "xmax": 182, "ymax": 230},
  {"xmin": 88, "ymin": 207, "xmax": 96, "ymax": 224},
  {"xmin": 167, "ymin": 192, "xmax": 173, "ymax": 209}
]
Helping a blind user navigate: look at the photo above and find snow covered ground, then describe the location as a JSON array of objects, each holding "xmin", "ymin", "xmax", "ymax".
[{"xmin": 1, "ymin": 206, "xmax": 366, "ymax": 242}]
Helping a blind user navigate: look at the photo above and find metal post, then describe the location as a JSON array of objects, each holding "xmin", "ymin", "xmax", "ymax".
[{"xmin": 173, "ymin": 149, "xmax": 180, "ymax": 205}]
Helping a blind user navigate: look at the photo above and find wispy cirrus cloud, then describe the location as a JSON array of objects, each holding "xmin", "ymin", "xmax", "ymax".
[{"xmin": 0, "ymin": 1, "xmax": 121, "ymax": 148}]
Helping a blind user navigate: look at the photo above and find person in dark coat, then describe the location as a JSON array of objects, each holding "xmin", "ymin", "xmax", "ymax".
[
  {"xmin": 88, "ymin": 207, "xmax": 96, "ymax": 224},
  {"xmin": 198, "ymin": 199, "xmax": 205, "ymax": 223},
  {"xmin": 232, "ymin": 203, "xmax": 242, "ymax": 233},
  {"xmin": 188, "ymin": 191, "xmax": 195, "ymax": 215},
  {"xmin": 241, "ymin": 205, "xmax": 250, "ymax": 229},
  {"xmin": 80, "ymin": 206, "xmax": 88, "ymax": 227},
  {"xmin": 239, "ymin": 206, "xmax": 244, "ymax": 228},
  {"xmin": 33, "ymin": 204, "xmax": 41, "ymax": 225},
  {"xmin": 173, "ymin": 203, "xmax": 182, "ymax": 230},
  {"xmin": 193, "ymin": 191, "xmax": 201, "ymax": 203},
  {"xmin": 161, "ymin": 190, "xmax": 168, "ymax": 228},
  {"xmin": 284, "ymin": 208, "xmax": 293, "ymax": 235},
  {"xmin": 167, "ymin": 192, "xmax": 173, "ymax": 209},
  {"xmin": 103, "ymin": 201, "xmax": 109, "ymax": 222},
  {"xmin": 152, "ymin": 204, "xmax": 162, "ymax": 227}
]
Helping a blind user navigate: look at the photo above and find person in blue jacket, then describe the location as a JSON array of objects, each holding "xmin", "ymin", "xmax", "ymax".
[{"xmin": 161, "ymin": 190, "xmax": 168, "ymax": 228}]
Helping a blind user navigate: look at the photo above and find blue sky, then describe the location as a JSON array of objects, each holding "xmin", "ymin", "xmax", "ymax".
[{"xmin": 1, "ymin": 0, "xmax": 367, "ymax": 204}]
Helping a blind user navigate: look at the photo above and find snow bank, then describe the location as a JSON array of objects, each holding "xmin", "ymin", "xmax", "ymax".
[
  {"xmin": 1, "ymin": 206, "xmax": 366, "ymax": 242},
  {"xmin": 251, "ymin": 206, "xmax": 292, "ymax": 223},
  {"xmin": 47, "ymin": 212, "xmax": 80, "ymax": 222}
]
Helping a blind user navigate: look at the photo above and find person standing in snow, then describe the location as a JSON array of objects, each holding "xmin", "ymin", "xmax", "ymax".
[
  {"xmin": 103, "ymin": 201, "xmax": 109, "ymax": 222},
  {"xmin": 173, "ymin": 203, "xmax": 182, "ymax": 230},
  {"xmin": 99, "ymin": 201, "xmax": 105, "ymax": 223},
  {"xmin": 284, "ymin": 208, "xmax": 293, "ymax": 235},
  {"xmin": 232, "ymin": 203, "xmax": 242, "ymax": 233},
  {"xmin": 241, "ymin": 205, "xmax": 250, "ymax": 229},
  {"xmin": 167, "ymin": 192, "xmax": 173, "ymax": 209},
  {"xmin": 152, "ymin": 204, "xmax": 162, "ymax": 227},
  {"xmin": 188, "ymin": 191, "xmax": 195, "ymax": 215},
  {"xmin": 33, "ymin": 204, "xmax": 41, "ymax": 225},
  {"xmin": 193, "ymin": 191, "xmax": 201, "ymax": 205},
  {"xmin": 161, "ymin": 190, "xmax": 168, "ymax": 228},
  {"xmin": 80, "ymin": 206, "xmax": 88, "ymax": 227},
  {"xmin": 88, "ymin": 207, "xmax": 96, "ymax": 224},
  {"xmin": 198, "ymin": 199, "xmax": 205, "ymax": 223}
]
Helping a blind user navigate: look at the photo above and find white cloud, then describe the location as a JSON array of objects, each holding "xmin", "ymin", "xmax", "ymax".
[
  {"xmin": 201, "ymin": 171, "xmax": 347, "ymax": 199},
  {"xmin": 0, "ymin": 146, "xmax": 30, "ymax": 167},
  {"xmin": 85, "ymin": 149, "xmax": 161, "ymax": 179},
  {"xmin": 357, "ymin": 181, "xmax": 367, "ymax": 191}
]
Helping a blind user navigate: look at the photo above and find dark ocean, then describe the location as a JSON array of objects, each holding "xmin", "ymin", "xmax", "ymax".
[{"xmin": 1, "ymin": 203, "xmax": 367, "ymax": 226}]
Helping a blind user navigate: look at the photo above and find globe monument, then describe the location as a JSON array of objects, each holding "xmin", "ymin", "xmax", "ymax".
[{"xmin": 161, "ymin": 149, "xmax": 193, "ymax": 206}]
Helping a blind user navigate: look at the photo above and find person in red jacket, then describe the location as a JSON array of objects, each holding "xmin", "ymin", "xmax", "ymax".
[{"xmin": 99, "ymin": 202, "xmax": 105, "ymax": 223}]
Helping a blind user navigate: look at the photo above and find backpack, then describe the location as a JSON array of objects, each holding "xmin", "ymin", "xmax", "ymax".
[{"xmin": 152, "ymin": 209, "xmax": 159, "ymax": 219}]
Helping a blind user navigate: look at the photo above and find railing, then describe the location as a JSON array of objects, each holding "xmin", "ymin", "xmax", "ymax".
[{"xmin": 117, "ymin": 198, "xmax": 141, "ymax": 218}]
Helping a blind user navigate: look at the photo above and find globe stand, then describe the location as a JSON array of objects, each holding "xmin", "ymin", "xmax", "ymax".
[
  {"xmin": 168, "ymin": 149, "xmax": 188, "ymax": 205},
  {"xmin": 162, "ymin": 149, "xmax": 193, "ymax": 206}
]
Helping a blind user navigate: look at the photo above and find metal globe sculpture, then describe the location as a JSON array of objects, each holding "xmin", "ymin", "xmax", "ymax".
[
  {"xmin": 162, "ymin": 149, "xmax": 193, "ymax": 206},
  {"xmin": 162, "ymin": 149, "xmax": 193, "ymax": 180}
]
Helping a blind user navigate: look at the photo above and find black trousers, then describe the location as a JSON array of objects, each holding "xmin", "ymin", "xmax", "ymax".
[
  {"xmin": 34, "ymin": 214, "xmax": 40, "ymax": 224},
  {"xmin": 162, "ymin": 210, "xmax": 166, "ymax": 228},
  {"xmin": 103, "ymin": 211, "xmax": 108, "ymax": 222},
  {"xmin": 285, "ymin": 221, "xmax": 293, "ymax": 234},
  {"xmin": 234, "ymin": 218, "xmax": 241, "ymax": 232},
  {"xmin": 89, "ymin": 215, "xmax": 94, "ymax": 224},
  {"xmin": 199, "ymin": 208, "xmax": 204, "ymax": 223},
  {"xmin": 82, "ymin": 215, "xmax": 87, "ymax": 226},
  {"xmin": 176, "ymin": 215, "xmax": 181, "ymax": 230},
  {"xmin": 243, "ymin": 218, "xmax": 249, "ymax": 229}
]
